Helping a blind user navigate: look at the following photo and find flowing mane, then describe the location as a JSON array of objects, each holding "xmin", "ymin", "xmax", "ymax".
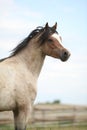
[
  {"xmin": 0, "ymin": 23, "xmax": 58, "ymax": 62},
  {"xmin": 11, "ymin": 26, "xmax": 44, "ymax": 56},
  {"xmin": 12, "ymin": 25, "xmax": 58, "ymax": 56}
]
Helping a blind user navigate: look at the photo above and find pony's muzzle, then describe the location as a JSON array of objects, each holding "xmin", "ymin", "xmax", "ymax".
[{"xmin": 61, "ymin": 49, "xmax": 70, "ymax": 61}]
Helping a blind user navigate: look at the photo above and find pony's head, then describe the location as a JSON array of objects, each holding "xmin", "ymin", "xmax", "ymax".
[
  {"xmin": 38, "ymin": 23, "xmax": 70, "ymax": 61},
  {"xmin": 11, "ymin": 22, "xmax": 70, "ymax": 62}
]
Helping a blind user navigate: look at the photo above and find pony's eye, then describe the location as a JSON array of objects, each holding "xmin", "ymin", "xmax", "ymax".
[{"xmin": 48, "ymin": 39, "xmax": 53, "ymax": 43}]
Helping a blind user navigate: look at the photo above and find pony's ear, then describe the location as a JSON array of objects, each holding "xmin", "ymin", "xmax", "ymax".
[
  {"xmin": 52, "ymin": 22, "xmax": 57, "ymax": 30},
  {"xmin": 45, "ymin": 22, "xmax": 49, "ymax": 29}
]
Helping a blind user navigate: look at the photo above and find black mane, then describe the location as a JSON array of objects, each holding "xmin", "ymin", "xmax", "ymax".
[
  {"xmin": 11, "ymin": 24, "xmax": 58, "ymax": 56},
  {"xmin": 0, "ymin": 23, "xmax": 58, "ymax": 62},
  {"xmin": 11, "ymin": 26, "xmax": 44, "ymax": 56}
]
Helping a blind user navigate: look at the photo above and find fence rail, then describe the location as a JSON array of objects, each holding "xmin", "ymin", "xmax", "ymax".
[
  {"xmin": 0, "ymin": 104, "xmax": 87, "ymax": 127},
  {"xmin": 29, "ymin": 104, "xmax": 87, "ymax": 127}
]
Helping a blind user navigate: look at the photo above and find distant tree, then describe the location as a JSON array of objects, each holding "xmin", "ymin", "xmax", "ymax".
[{"xmin": 53, "ymin": 100, "xmax": 60, "ymax": 104}]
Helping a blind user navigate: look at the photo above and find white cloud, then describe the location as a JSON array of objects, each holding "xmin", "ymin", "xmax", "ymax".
[
  {"xmin": 0, "ymin": 0, "xmax": 43, "ymax": 31},
  {"xmin": 39, "ymin": 55, "xmax": 87, "ymax": 81},
  {"xmin": 36, "ymin": 55, "xmax": 87, "ymax": 105},
  {"xmin": 0, "ymin": 0, "xmax": 15, "ymax": 16},
  {"xmin": 0, "ymin": 0, "xmax": 43, "ymax": 56}
]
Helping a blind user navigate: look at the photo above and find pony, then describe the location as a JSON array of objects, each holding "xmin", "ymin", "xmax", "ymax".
[{"xmin": 0, "ymin": 23, "xmax": 70, "ymax": 130}]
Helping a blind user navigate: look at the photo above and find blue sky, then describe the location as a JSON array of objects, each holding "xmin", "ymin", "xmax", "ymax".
[{"xmin": 0, "ymin": 0, "xmax": 87, "ymax": 105}]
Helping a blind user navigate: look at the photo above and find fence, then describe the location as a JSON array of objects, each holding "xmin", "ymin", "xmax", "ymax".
[
  {"xmin": 30, "ymin": 104, "xmax": 87, "ymax": 127},
  {"xmin": 0, "ymin": 104, "xmax": 87, "ymax": 129}
]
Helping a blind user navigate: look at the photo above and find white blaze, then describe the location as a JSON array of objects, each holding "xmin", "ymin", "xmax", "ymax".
[{"xmin": 52, "ymin": 33, "xmax": 62, "ymax": 44}]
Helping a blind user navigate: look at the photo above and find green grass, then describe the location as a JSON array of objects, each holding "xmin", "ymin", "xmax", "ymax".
[
  {"xmin": 0, "ymin": 125, "xmax": 87, "ymax": 130},
  {"xmin": 28, "ymin": 126, "xmax": 87, "ymax": 130},
  {"xmin": 0, "ymin": 124, "xmax": 13, "ymax": 130}
]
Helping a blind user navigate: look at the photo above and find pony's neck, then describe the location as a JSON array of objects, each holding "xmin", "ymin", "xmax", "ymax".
[{"xmin": 15, "ymin": 40, "xmax": 45, "ymax": 77}]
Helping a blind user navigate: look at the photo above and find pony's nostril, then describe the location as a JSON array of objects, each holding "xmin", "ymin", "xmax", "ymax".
[
  {"xmin": 63, "ymin": 51, "xmax": 68, "ymax": 58},
  {"xmin": 61, "ymin": 50, "xmax": 70, "ymax": 61}
]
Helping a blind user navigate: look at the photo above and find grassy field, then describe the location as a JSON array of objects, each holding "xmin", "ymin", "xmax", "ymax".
[{"xmin": 0, "ymin": 124, "xmax": 87, "ymax": 130}]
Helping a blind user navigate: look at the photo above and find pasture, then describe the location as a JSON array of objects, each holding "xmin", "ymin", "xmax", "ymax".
[
  {"xmin": 0, "ymin": 104, "xmax": 87, "ymax": 130},
  {"xmin": 0, "ymin": 124, "xmax": 87, "ymax": 130}
]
